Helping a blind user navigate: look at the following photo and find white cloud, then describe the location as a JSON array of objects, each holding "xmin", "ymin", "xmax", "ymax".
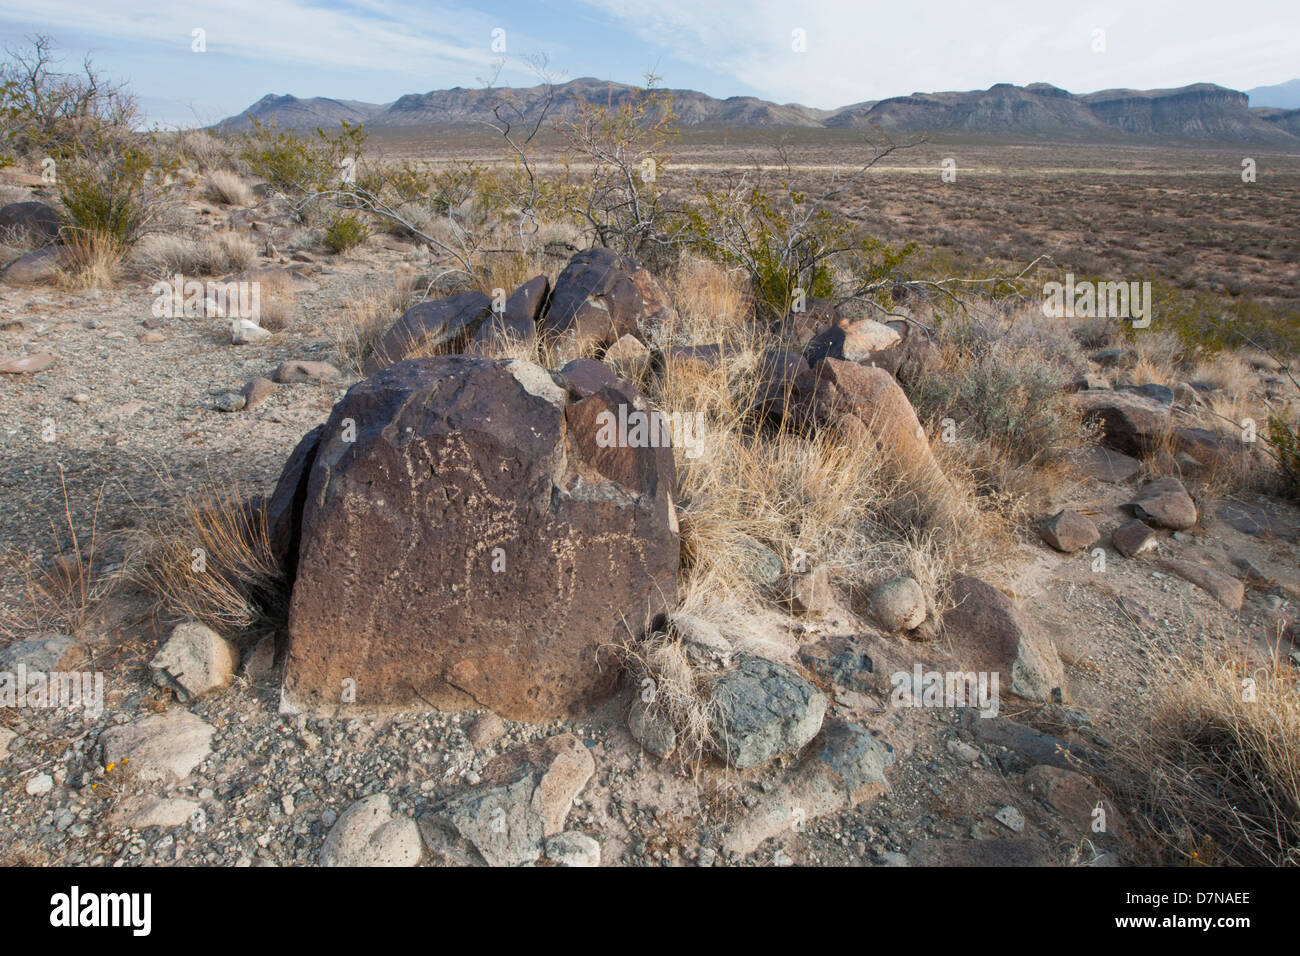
[
  {"xmin": 576, "ymin": 0, "xmax": 1300, "ymax": 107},
  {"xmin": 0, "ymin": 0, "xmax": 557, "ymax": 86}
]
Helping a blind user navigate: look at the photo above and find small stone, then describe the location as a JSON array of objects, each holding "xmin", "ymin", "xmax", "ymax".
[
  {"xmin": 994, "ymin": 805, "xmax": 1025, "ymax": 833},
  {"xmin": 69, "ymin": 392, "xmax": 91, "ymax": 404},
  {"xmin": 544, "ymin": 831, "xmax": 601, "ymax": 867},
  {"xmin": 669, "ymin": 612, "xmax": 732, "ymax": 669},
  {"xmin": 627, "ymin": 697, "xmax": 676, "ymax": 759},
  {"xmin": 946, "ymin": 739, "xmax": 980, "ymax": 763},
  {"xmin": 790, "ymin": 564, "xmax": 833, "ymax": 617},
  {"xmin": 214, "ymin": 391, "xmax": 246, "ymax": 412},
  {"xmin": 231, "ymin": 319, "xmax": 271, "ymax": 345},
  {"xmin": 869, "ymin": 576, "xmax": 927, "ymax": 632},
  {"xmin": 241, "ymin": 376, "xmax": 276, "ymax": 409},
  {"xmin": 1040, "ymin": 510, "xmax": 1100, "ymax": 553},
  {"xmin": 0, "ymin": 352, "xmax": 54, "ymax": 374},
  {"xmin": 149, "ymin": 622, "xmax": 239, "ymax": 702},
  {"xmin": 273, "ymin": 360, "xmax": 340, "ymax": 384},
  {"xmin": 26, "ymin": 773, "xmax": 53, "ymax": 795},
  {"xmin": 137, "ymin": 331, "xmax": 166, "ymax": 344},
  {"xmin": 709, "ymin": 655, "xmax": 827, "ymax": 769},
  {"xmin": 466, "ymin": 713, "xmax": 506, "ymax": 749}
]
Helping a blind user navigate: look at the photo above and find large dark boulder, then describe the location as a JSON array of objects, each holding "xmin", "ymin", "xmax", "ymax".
[
  {"xmin": 468, "ymin": 275, "xmax": 549, "ymax": 354},
  {"xmin": 364, "ymin": 292, "xmax": 493, "ymax": 374},
  {"xmin": 540, "ymin": 248, "xmax": 646, "ymax": 355},
  {"xmin": 0, "ymin": 201, "xmax": 61, "ymax": 246},
  {"xmin": 280, "ymin": 355, "xmax": 680, "ymax": 721}
]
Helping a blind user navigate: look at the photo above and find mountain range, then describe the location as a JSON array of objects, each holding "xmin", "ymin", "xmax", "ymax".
[{"xmin": 215, "ymin": 78, "xmax": 1300, "ymax": 145}]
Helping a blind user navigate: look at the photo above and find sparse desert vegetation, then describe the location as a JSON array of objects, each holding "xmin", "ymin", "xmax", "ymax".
[{"xmin": 1, "ymin": 36, "xmax": 1299, "ymax": 873}]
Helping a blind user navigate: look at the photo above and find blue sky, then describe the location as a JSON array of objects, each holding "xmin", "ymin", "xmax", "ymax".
[{"xmin": 2, "ymin": 1, "xmax": 1298, "ymax": 126}]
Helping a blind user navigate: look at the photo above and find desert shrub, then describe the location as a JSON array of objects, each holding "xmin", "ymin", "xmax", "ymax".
[
  {"xmin": 57, "ymin": 138, "xmax": 172, "ymax": 245},
  {"xmin": 132, "ymin": 231, "xmax": 256, "ymax": 277},
  {"xmin": 130, "ymin": 485, "xmax": 284, "ymax": 635},
  {"xmin": 0, "ymin": 36, "xmax": 136, "ymax": 163},
  {"xmin": 909, "ymin": 311, "xmax": 1087, "ymax": 469},
  {"xmin": 322, "ymin": 212, "xmax": 370, "ymax": 253},
  {"xmin": 238, "ymin": 118, "xmax": 365, "ymax": 197},
  {"xmin": 1266, "ymin": 415, "xmax": 1300, "ymax": 500},
  {"xmin": 59, "ymin": 228, "xmax": 124, "ymax": 289},
  {"xmin": 205, "ymin": 169, "xmax": 254, "ymax": 205}
]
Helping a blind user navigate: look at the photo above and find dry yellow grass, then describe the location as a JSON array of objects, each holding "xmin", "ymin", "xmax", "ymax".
[
  {"xmin": 127, "ymin": 483, "xmax": 283, "ymax": 636},
  {"xmin": 325, "ymin": 272, "xmax": 419, "ymax": 374},
  {"xmin": 1113, "ymin": 636, "xmax": 1300, "ymax": 866},
  {"xmin": 0, "ymin": 467, "xmax": 104, "ymax": 643},
  {"xmin": 132, "ymin": 231, "xmax": 257, "ymax": 278},
  {"xmin": 58, "ymin": 229, "xmax": 124, "ymax": 290},
  {"xmin": 205, "ymin": 169, "xmax": 254, "ymax": 206}
]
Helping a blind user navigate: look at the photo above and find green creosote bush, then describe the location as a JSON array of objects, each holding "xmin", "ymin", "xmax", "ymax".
[{"xmin": 322, "ymin": 212, "xmax": 370, "ymax": 254}]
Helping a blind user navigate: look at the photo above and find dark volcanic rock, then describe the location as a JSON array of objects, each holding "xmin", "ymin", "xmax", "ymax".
[
  {"xmin": 281, "ymin": 355, "xmax": 679, "ymax": 721},
  {"xmin": 469, "ymin": 275, "xmax": 549, "ymax": 353},
  {"xmin": 0, "ymin": 201, "xmax": 61, "ymax": 245},
  {"xmin": 365, "ymin": 292, "xmax": 493, "ymax": 373},
  {"xmin": 540, "ymin": 248, "xmax": 646, "ymax": 354}
]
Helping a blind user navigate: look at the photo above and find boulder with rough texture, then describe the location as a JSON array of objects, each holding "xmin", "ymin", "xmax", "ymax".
[
  {"xmin": 321, "ymin": 794, "xmax": 422, "ymax": 867},
  {"xmin": 1075, "ymin": 389, "xmax": 1170, "ymax": 457},
  {"xmin": 0, "ymin": 246, "xmax": 70, "ymax": 285},
  {"xmin": 1040, "ymin": 510, "xmax": 1100, "ymax": 553},
  {"xmin": 265, "ymin": 424, "xmax": 324, "ymax": 582},
  {"xmin": 603, "ymin": 333, "xmax": 651, "ymax": 378},
  {"xmin": 469, "ymin": 275, "xmax": 549, "ymax": 353},
  {"xmin": 0, "ymin": 634, "xmax": 77, "ymax": 671},
  {"xmin": 942, "ymin": 574, "xmax": 1067, "ymax": 703},
  {"xmin": 1158, "ymin": 558, "xmax": 1244, "ymax": 610},
  {"xmin": 1130, "ymin": 477, "xmax": 1197, "ymax": 530},
  {"xmin": 0, "ymin": 201, "xmax": 61, "ymax": 245},
  {"xmin": 420, "ymin": 734, "xmax": 594, "ymax": 867},
  {"xmin": 869, "ymin": 576, "xmax": 927, "ymax": 632},
  {"xmin": 281, "ymin": 355, "xmax": 679, "ymax": 721},
  {"xmin": 1111, "ymin": 519, "xmax": 1158, "ymax": 558},
  {"xmin": 541, "ymin": 248, "xmax": 646, "ymax": 355},
  {"xmin": 149, "ymin": 622, "xmax": 239, "ymax": 702},
  {"xmin": 721, "ymin": 719, "xmax": 893, "ymax": 856},
  {"xmin": 710, "ymin": 655, "xmax": 827, "ymax": 769},
  {"xmin": 816, "ymin": 358, "xmax": 949, "ymax": 489},
  {"xmin": 99, "ymin": 710, "xmax": 214, "ymax": 783},
  {"xmin": 366, "ymin": 292, "xmax": 492, "ymax": 373}
]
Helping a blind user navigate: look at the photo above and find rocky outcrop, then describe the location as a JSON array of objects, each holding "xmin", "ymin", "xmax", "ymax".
[{"xmin": 280, "ymin": 355, "xmax": 679, "ymax": 721}]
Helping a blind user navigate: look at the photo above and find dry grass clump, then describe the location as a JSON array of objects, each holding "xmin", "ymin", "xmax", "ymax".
[
  {"xmin": 325, "ymin": 272, "xmax": 420, "ymax": 374},
  {"xmin": 127, "ymin": 484, "xmax": 284, "ymax": 636},
  {"xmin": 205, "ymin": 169, "xmax": 254, "ymax": 206},
  {"xmin": 616, "ymin": 624, "xmax": 720, "ymax": 774},
  {"xmin": 58, "ymin": 228, "xmax": 125, "ymax": 290},
  {"xmin": 131, "ymin": 231, "xmax": 257, "ymax": 278},
  {"xmin": 1112, "ymin": 637, "xmax": 1300, "ymax": 866}
]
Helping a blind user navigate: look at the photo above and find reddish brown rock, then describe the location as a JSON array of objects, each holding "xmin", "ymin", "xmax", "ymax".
[
  {"xmin": 281, "ymin": 356, "xmax": 679, "ymax": 721},
  {"xmin": 1130, "ymin": 477, "xmax": 1197, "ymax": 530},
  {"xmin": 1075, "ymin": 389, "xmax": 1171, "ymax": 457},
  {"xmin": 365, "ymin": 292, "xmax": 493, "ymax": 374},
  {"xmin": 541, "ymin": 248, "xmax": 646, "ymax": 355},
  {"xmin": 816, "ymin": 358, "xmax": 948, "ymax": 489},
  {"xmin": 1040, "ymin": 510, "xmax": 1100, "ymax": 553},
  {"xmin": 0, "ymin": 352, "xmax": 54, "ymax": 374},
  {"xmin": 1111, "ymin": 519, "xmax": 1158, "ymax": 558},
  {"xmin": 241, "ymin": 376, "xmax": 276, "ymax": 409},
  {"xmin": 942, "ymin": 574, "xmax": 1067, "ymax": 704},
  {"xmin": 468, "ymin": 275, "xmax": 549, "ymax": 353}
]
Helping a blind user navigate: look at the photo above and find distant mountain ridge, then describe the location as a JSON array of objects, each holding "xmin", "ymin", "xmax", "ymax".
[{"xmin": 216, "ymin": 78, "xmax": 1300, "ymax": 145}]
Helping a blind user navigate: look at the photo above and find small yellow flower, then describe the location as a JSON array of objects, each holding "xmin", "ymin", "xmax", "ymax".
[{"xmin": 105, "ymin": 763, "xmax": 115, "ymax": 772}]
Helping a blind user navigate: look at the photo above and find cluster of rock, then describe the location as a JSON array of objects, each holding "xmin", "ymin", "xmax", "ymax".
[{"xmin": 0, "ymin": 201, "xmax": 65, "ymax": 286}]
